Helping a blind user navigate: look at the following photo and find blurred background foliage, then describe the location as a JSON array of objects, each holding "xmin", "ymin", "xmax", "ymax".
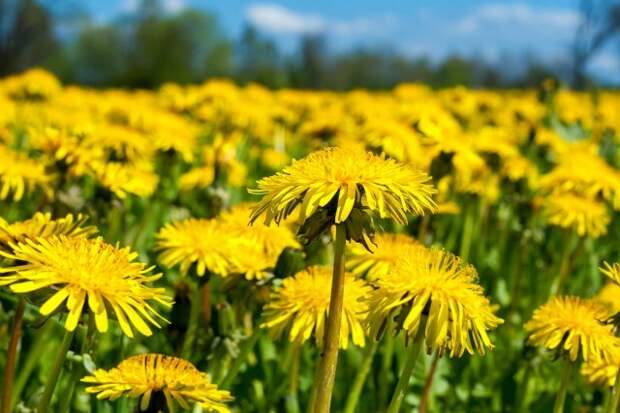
[{"xmin": 1, "ymin": 0, "xmax": 619, "ymax": 90}]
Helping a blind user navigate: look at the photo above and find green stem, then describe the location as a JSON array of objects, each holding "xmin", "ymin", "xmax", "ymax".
[
  {"xmin": 37, "ymin": 328, "xmax": 76, "ymax": 413},
  {"xmin": 419, "ymin": 352, "xmax": 440, "ymax": 413},
  {"xmin": 608, "ymin": 370, "xmax": 620, "ymax": 413},
  {"xmin": 59, "ymin": 315, "xmax": 96, "ymax": 413},
  {"xmin": 181, "ymin": 280, "xmax": 204, "ymax": 360},
  {"xmin": 286, "ymin": 341, "xmax": 302, "ymax": 413},
  {"xmin": 459, "ymin": 200, "xmax": 476, "ymax": 262},
  {"xmin": 386, "ymin": 318, "xmax": 427, "ymax": 413},
  {"xmin": 379, "ymin": 323, "xmax": 395, "ymax": 409},
  {"xmin": 12, "ymin": 322, "xmax": 54, "ymax": 408},
  {"xmin": 550, "ymin": 233, "xmax": 581, "ymax": 296},
  {"xmin": 311, "ymin": 224, "xmax": 347, "ymax": 413},
  {"xmin": 343, "ymin": 341, "xmax": 378, "ymax": 413},
  {"xmin": 553, "ymin": 358, "xmax": 573, "ymax": 413},
  {"xmin": 219, "ymin": 328, "xmax": 261, "ymax": 389},
  {"xmin": 1, "ymin": 298, "xmax": 25, "ymax": 413},
  {"xmin": 514, "ymin": 364, "xmax": 531, "ymax": 413}
]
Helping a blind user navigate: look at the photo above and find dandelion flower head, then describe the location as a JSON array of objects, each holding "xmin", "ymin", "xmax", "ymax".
[
  {"xmin": 0, "ymin": 236, "xmax": 172, "ymax": 337},
  {"xmin": 82, "ymin": 353, "xmax": 232, "ymax": 412}
]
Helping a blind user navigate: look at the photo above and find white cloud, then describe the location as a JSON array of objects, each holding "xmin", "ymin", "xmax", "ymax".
[
  {"xmin": 245, "ymin": 3, "xmax": 396, "ymax": 36},
  {"xmin": 120, "ymin": 0, "xmax": 139, "ymax": 13},
  {"xmin": 246, "ymin": 4, "xmax": 325, "ymax": 35},
  {"xmin": 163, "ymin": 0, "xmax": 185, "ymax": 14},
  {"xmin": 455, "ymin": 3, "xmax": 581, "ymax": 33}
]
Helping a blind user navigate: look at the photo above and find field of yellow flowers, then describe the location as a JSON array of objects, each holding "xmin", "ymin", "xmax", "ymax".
[{"xmin": 1, "ymin": 68, "xmax": 620, "ymax": 413}]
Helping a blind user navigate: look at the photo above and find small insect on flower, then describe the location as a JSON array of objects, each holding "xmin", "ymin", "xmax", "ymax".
[
  {"xmin": 156, "ymin": 218, "xmax": 237, "ymax": 277},
  {"xmin": 366, "ymin": 247, "xmax": 503, "ymax": 357},
  {"xmin": 347, "ymin": 233, "xmax": 423, "ymax": 281},
  {"xmin": 525, "ymin": 296, "xmax": 620, "ymax": 362},
  {"xmin": 249, "ymin": 147, "xmax": 436, "ymax": 246},
  {"xmin": 82, "ymin": 354, "xmax": 232, "ymax": 412},
  {"xmin": 0, "ymin": 236, "xmax": 172, "ymax": 337},
  {"xmin": 0, "ymin": 212, "xmax": 97, "ymax": 252},
  {"xmin": 261, "ymin": 266, "xmax": 372, "ymax": 349}
]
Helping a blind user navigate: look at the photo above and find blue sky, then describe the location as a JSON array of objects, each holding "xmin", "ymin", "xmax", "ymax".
[{"xmin": 80, "ymin": 0, "xmax": 620, "ymax": 83}]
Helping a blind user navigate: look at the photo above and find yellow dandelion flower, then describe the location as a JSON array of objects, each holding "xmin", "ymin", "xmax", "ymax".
[
  {"xmin": 543, "ymin": 192, "xmax": 610, "ymax": 238},
  {"xmin": 0, "ymin": 236, "xmax": 172, "ymax": 337},
  {"xmin": 366, "ymin": 247, "xmax": 503, "ymax": 357},
  {"xmin": 90, "ymin": 161, "xmax": 159, "ymax": 199},
  {"xmin": 179, "ymin": 166, "xmax": 215, "ymax": 191},
  {"xmin": 581, "ymin": 351, "xmax": 620, "ymax": 387},
  {"xmin": 595, "ymin": 282, "xmax": 620, "ymax": 315},
  {"xmin": 250, "ymin": 147, "xmax": 436, "ymax": 226},
  {"xmin": 156, "ymin": 219, "xmax": 235, "ymax": 277},
  {"xmin": 525, "ymin": 296, "xmax": 619, "ymax": 362},
  {"xmin": 601, "ymin": 262, "xmax": 620, "ymax": 286},
  {"xmin": 261, "ymin": 266, "xmax": 372, "ymax": 349},
  {"xmin": 0, "ymin": 145, "xmax": 53, "ymax": 201},
  {"xmin": 347, "ymin": 233, "xmax": 422, "ymax": 281},
  {"xmin": 0, "ymin": 212, "xmax": 96, "ymax": 251},
  {"xmin": 218, "ymin": 204, "xmax": 300, "ymax": 280},
  {"xmin": 538, "ymin": 149, "xmax": 620, "ymax": 208},
  {"xmin": 220, "ymin": 203, "xmax": 300, "ymax": 257},
  {"xmin": 82, "ymin": 354, "xmax": 232, "ymax": 412},
  {"xmin": 3, "ymin": 68, "xmax": 61, "ymax": 100}
]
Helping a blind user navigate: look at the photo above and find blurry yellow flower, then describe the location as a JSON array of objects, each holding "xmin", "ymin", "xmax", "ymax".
[
  {"xmin": 90, "ymin": 161, "xmax": 159, "ymax": 199},
  {"xmin": 156, "ymin": 219, "xmax": 235, "ymax": 277},
  {"xmin": 261, "ymin": 148, "xmax": 290, "ymax": 170},
  {"xmin": 347, "ymin": 233, "xmax": 422, "ymax": 281},
  {"xmin": 581, "ymin": 352, "xmax": 620, "ymax": 387},
  {"xmin": 366, "ymin": 247, "xmax": 502, "ymax": 357},
  {"xmin": 538, "ymin": 149, "xmax": 620, "ymax": 209},
  {"xmin": 595, "ymin": 282, "xmax": 620, "ymax": 315},
  {"xmin": 600, "ymin": 261, "xmax": 620, "ymax": 286},
  {"xmin": 29, "ymin": 126, "xmax": 102, "ymax": 177},
  {"xmin": 220, "ymin": 203, "xmax": 300, "ymax": 258},
  {"xmin": 543, "ymin": 192, "xmax": 610, "ymax": 238},
  {"xmin": 250, "ymin": 147, "xmax": 436, "ymax": 225},
  {"xmin": 0, "ymin": 236, "xmax": 171, "ymax": 337},
  {"xmin": 2, "ymin": 68, "xmax": 61, "ymax": 100},
  {"xmin": 226, "ymin": 160, "xmax": 247, "ymax": 188},
  {"xmin": 0, "ymin": 212, "xmax": 96, "ymax": 251},
  {"xmin": 261, "ymin": 266, "xmax": 371, "ymax": 349},
  {"xmin": 82, "ymin": 354, "xmax": 232, "ymax": 412},
  {"xmin": 525, "ymin": 296, "xmax": 619, "ymax": 362},
  {"xmin": 179, "ymin": 166, "xmax": 215, "ymax": 191},
  {"xmin": 0, "ymin": 145, "xmax": 53, "ymax": 201}
]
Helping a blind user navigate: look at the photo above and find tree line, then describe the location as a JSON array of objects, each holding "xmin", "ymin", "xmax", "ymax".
[{"xmin": 1, "ymin": 0, "xmax": 618, "ymax": 89}]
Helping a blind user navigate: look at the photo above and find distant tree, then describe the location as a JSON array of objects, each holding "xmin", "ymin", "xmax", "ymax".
[
  {"xmin": 237, "ymin": 25, "xmax": 287, "ymax": 88},
  {"xmin": 0, "ymin": 0, "xmax": 58, "ymax": 75},
  {"xmin": 297, "ymin": 35, "xmax": 326, "ymax": 88},
  {"xmin": 71, "ymin": 25, "xmax": 127, "ymax": 86},
  {"xmin": 431, "ymin": 56, "xmax": 475, "ymax": 87},
  {"xmin": 572, "ymin": 0, "xmax": 620, "ymax": 88}
]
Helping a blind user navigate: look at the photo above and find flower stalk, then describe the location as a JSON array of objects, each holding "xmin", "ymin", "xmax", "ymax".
[
  {"xmin": 343, "ymin": 341, "xmax": 378, "ymax": 413},
  {"xmin": 37, "ymin": 328, "xmax": 76, "ymax": 413},
  {"xmin": 553, "ymin": 358, "xmax": 573, "ymax": 413},
  {"xmin": 608, "ymin": 370, "xmax": 620, "ymax": 413},
  {"xmin": 182, "ymin": 277, "xmax": 204, "ymax": 360},
  {"xmin": 59, "ymin": 314, "xmax": 97, "ymax": 413},
  {"xmin": 1, "ymin": 298, "xmax": 25, "ymax": 413},
  {"xmin": 311, "ymin": 224, "xmax": 347, "ymax": 413},
  {"xmin": 386, "ymin": 316, "xmax": 427, "ymax": 413}
]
